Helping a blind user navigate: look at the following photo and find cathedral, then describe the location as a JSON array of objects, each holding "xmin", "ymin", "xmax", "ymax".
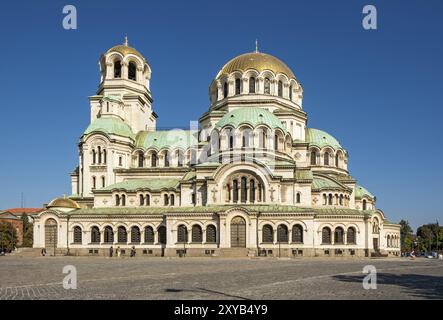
[{"xmin": 33, "ymin": 38, "xmax": 400, "ymax": 257}]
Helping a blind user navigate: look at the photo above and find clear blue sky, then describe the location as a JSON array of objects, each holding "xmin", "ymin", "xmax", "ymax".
[{"xmin": 0, "ymin": 0, "xmax": 442, "ymax": 230}]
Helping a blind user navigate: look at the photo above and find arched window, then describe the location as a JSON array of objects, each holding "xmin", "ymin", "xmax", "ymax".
[
  {"xmin": 335, "ymin": 153, "xmax": 339, "ymax": 168},
  {"xmin": 250, "ymin": 180, "xmax": 255, "ymax": 203},
  {"xmin": 347, "ymin": 227, "xmax": 356, "ymax": 244},
  {"xmin": 229, "ymin": 133, "xmax": 234, "ymax": 149},
  {"xmin": 164, "ymin": 194, "xmax": 169, "ymax": 206},
  {"xmin": 310, "ymin": 150, "xmax": 317, "ymax": 165},
  {"xmin": 73, "ymin": 226, "xmax": 82, "ymax": 244},
  {"xmin": 328, "ymin": 194, "xmax": 333, "ymax": 205},
  {"xmin": 170, "ymin": 194, "xmax": 175, "ymax": 206},
  {"xmin": 274, "ymin": 134, "xmax": 279, "ymax": 151},
  {"xmin": 149, "ymin": 152, "xmax": 156, "ymax": 167},
  {"xmin": 223, "ymin": 81, "xmax": 228, "ymax": 98},
  {"xmin": 92, "ymin": 149, "xmax": 96, "ymax": 164},
  {"xmin": 117, "ymin": 226, "xmax": 127, "ymax": 243},
  {"xmin": 259, "ymin": 130, "xmax": 266, "ymax": 148},
  {"xmin": 324, "ymin": 152, "xmax": 330, "ymax": 166},
  {"xmin": 277, "ymin": 225, "xmax": 289, "ymax": 243},
  {"xmin": 339, "ymin": 194, "xmax": 343, "ymax": 206},
  {"xmin": 103, "ymin": 149, "xmax": 107, "ymax": 164},
  {"xmin": 296, "ymin": 192, "xmax": 301, "ymax": 204},
  {"xmin": 177, "ymin": 151, "xmax": 184, "ymax": 167},
  {"xmin": 241, "ymin": 177, "xmax": 247, "ymax": 203},
  {"xmin": 362, "ymin": 199, "xmax": 367, "ymax": 210},
  {"xmin": 278, "ymin": 80, "xmax": 283, "ymax": 97},
  {"xmin": 323, "ymin": 194, "xmax": 327, "ymax": 205},
  {"xmin": 144, "ymin": 226, "xmax": 154, "ymax": 243},
  {"xmin": 92, "ymin": 176, "xmax": 96, "ymax": 190},
  {"xmin": 114, "ymin": 60, "xmax": 121, "ymax": 78},
  {"xmin": 139, "ymin": 194, "xmax": 144, "ymax": 206},
  {"xmin": 249, "ymin": 77, "xmax": 256, "ymax": 93},
  {"xmin": 146, "ymin": 194, "xmax": 150, "ymax": 206},
  {"xmin": 177, "ymin": 225, "xmax": 188, "ymax": 243},
  {"xmin": 292, "ymin": 225, "xmax": 303, "ymax": 243},
  {"xmin": 164, "ymin": 151, "xmax": 170, "ymax": 167},
  {"xmin": 264, "ymin": 78, "xmax": 271, "ymax": 94},
  {"xmin": 192, "ymin": 225, "xmax": 202, "ymax": 243},
  {"xmin": 104, "ymin": 226, "xmax": 114, "ymax": 243},
  {"xmin": 387, "ymin": 235, "xmax": 391, "ymax": 247},
  {"xmin": 233, "ymin": 179, "xmax": 239, "ymax": 203},
  {"xmin": 101, "ymin": 176, "xmax": 105, "ymax": 188},
  {"xmin": 128, "ymin": 62, "xmax": 137, "ymax": 81},
  {"xmin": 334, "ymin": 227, "xmax": 344, "ymax": 244},
  {"xmin": 322, "ymin": 227, "xmax": 331, "ymax": 244},
  {"xmin": 235, "ymin": 78, "xmax": 241, "ymax": 95},
  {"xmin": 158, "ymin": 226, "xmax": 167, "ymax": 244},
  {"xmin": 289, "ymin": 85, "xmax": 293, "ymax": 101},
  {"xmin": 206, "ymin": 225, "xmax": 216, "ymax": 243},
  {"xmin": 131, "ymin": 226, "xmax": 141, "ymax": 243},
  {"xmin": 242, "ymin": 130, "xmax": 251, "ymax": 148},
  {"xmin": 121, "ymin": 194, "xmax": 126, "ymax": 206},
  {"xmin": 138, "ymin": 151, "xmax": 144, "ymax": 168},
  {"xmin": 91, "ymin": 226, "xmax": 100, "ymax": 243},
  {"xmin": 262, "ymin": 224, "xmax": 273, "ymax": 243},
  {"xmin": 372, "ymin": 219, "xmax": 379, "ymax": 233},
  {"xmin": 97, "ymin": 146, "xmax": 102, "ymax": 163},
  {"xmin": 115, "ymin": 195, "xmax": 120, "ymax": 206}
]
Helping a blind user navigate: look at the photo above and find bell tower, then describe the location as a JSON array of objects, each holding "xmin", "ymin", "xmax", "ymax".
[{"xmin": 89, "ymin": 37, "xmax": 157, "ymax": 133}]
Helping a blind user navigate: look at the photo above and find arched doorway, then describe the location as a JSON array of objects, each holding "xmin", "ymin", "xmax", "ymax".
[
  {"xmin": 230, "ymin": 216, "xmax": 246, "ymax": 247},
  {"xmin": 45, "ymin": 218, "xmax": 58, "ymax": 255}
]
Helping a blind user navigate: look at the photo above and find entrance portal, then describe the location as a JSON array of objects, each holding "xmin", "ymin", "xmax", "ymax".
[
  {"xmin": 45, "ymin": 218, "xmax": 58, "ymax": 255},
  {"xmin": 230, "ymin": 216, "xmax": 246, "ymax": 247}
]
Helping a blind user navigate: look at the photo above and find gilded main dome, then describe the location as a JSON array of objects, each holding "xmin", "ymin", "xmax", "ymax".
[
  {"xmin": 47, "ymin": 197, "xmax": 80, "ymax": 209},
  {"xmin": 217, "ymin": 52, "xmax": 295, "ymax": 79}
]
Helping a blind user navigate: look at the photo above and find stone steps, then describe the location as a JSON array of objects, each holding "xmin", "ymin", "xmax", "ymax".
[{"xmin": 218, "ymin": 248, "xmax": 256, "ymax": 257}]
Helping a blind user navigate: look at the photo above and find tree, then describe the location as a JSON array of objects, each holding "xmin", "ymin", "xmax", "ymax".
[
  {"xmin": 417, "ymin": 222, "xmax": 442, "ymax": 252},
  {"xmin": 0, "ymin": 222, "xmax": 18, "ymax": 251},
  {"xmin": 399, "ymin": 219, "xmax": 414, "ymax": 252},
  {"xmin": 21, "ymin": 214, "xmax": 33, "ymax": 247}
]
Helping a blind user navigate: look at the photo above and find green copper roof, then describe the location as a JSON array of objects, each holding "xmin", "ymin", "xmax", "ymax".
[
  {"xmin": 97, "ymin": 179, "xmax": 180, "ymax": 192},
  {"xmin": 215, "ymin": 107, "xmax": 286, "ymax": 133},
  {"xmin": 296, "ymin": 169, "xmax": 313, "ymax": 181},
  {"xmin": 135, "ymin": 130, "xmax": 198, "ymax": 151},
  {"xmin": 306, "ymin": 128, "xmax": 343, "ymax": 150},
  {"xmin": 103, "ymin": 95, "xmax": 123, "ymax": 103},
  {"xmin": 312, "ymin": 175, "xmax": 349, "ymax": 191},
  {"xmin": 84, "ymin": 117, "xmax": 135, "ymax": 140},
  {"xmin": 355, "ymin": 185, "xmax": 375, "ymax": 199}
]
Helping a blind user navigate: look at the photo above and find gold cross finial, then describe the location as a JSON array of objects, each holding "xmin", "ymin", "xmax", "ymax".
[
  {"xmin": 255, "ymin": 39, "xmax": 259, "ymax": 53},
  {"xmin": 124, "ymin": 35, "xmax": 128, "ymax": 46}
]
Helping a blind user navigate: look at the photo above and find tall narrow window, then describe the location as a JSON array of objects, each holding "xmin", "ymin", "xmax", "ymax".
[
  {"xmin": 347, "ymin": 227, "xmax": 356, "ymax": 244},
  {"xmin": 310, "ymin": 151, "xmax": 317, "ymax": 165},
  {"xmin": 119, "ymin": 156, "xmax": 123, "ymax": 166},
  {"xmin": 101, "ymin": 176, "xmax": 105, "ymax": 188},
  {"xmin": 104, "ymin": 226, "xmax": 114, "ymax": 243},
  {"xmin": 339, "ymin": 194, "xmax": 343, "ymax": 206},
  {"xmin": 362, "ymin": 199, "xmax": 367, "ymax": 210},
  {"xmin": 292, "ymin": 225, "xmax": 303, "ymax": 243},
  {"xmin": 146, "ymin": 194, "xmax": 150, "ymax": 206},
  {"xmin": 103, "ymin": 149, "xmax": 107, "ymax": 164},
  {"xmin": 117, "ymin": 226, "xmax": 127, "ymax": 243},
  {"xmin": 277, "ymin": 225, "xmax": 289, "ymax": 243},
  {"xmin": 97, "ymin": 146, "xmax": 102, "ymax": 164},
  {"xmin": 131, "ymin": 226, "xmax": 141, "ymax": 243},
  {"xmin": 139, "ymin": 194, "xmax": 144, "ymax": 206},
  {"xmin": 114, "ymin": 60, "xmax": 121, "ymax": 78},
  {"xmin": 121, "ymin": 194, "xmax": 126, "ymax": 206},
  {"xmin": 278, "ymin": 81, "xmax": 283, "ymax": 97},
  {"xmin": 177, "ymin": 225, "xmax": 188, "ymax": 243},
  {"xmin": 242, "ymin": 131, "xmax": 250, "ymax": 148},
  {"xmin": 233, "ymin": 179, "xmax": 239, "ymax": 203},
  {"xmin": 177, "ymin": 151, "xmax": 184, "ymax": 167},
  {"xmin": 324, "ymin": 152, "xmax": 329, "ymax": 166},
  {"xmin": 223, "ymin": 82, "xmax": 228, "ymax": 98},
  {"xmin": 229, "ymin": 133, "xmax": 234, "ymax": 149},
  {"xmin": 296, "ymin": 192, "xmax": 301, "ymax": 204},
  {"xmin": 138, "ymin": 151, "xmax": 144, "ymax": 168},
  {"xmin": 144, "ymin": 226, "xmax": 154, "ymax": 243},
  {"xmin": 164, "ymin": 194, "xmax": 169, "ymax": 206},
  {"xmin": 249, "ymin": 77, "xmax": 256, "ymax": 93},
  {"xmin": 250, "ymin": 180, "xmax": 255, "ymax": 203},
  {"xmin": 92, "ymin": 149, "xmax": 96, "ymax": 164},
  {"xmin": 328, "ymin": 194, "xmax": 333, "ymax": 205},
  {"xmin": 91, "ymin": 226, "xmax": 100, "ymax": 243},
  {"xmin": 164, "ymin": 151, "xmax": 170, "ymax": 167},
  {"xmin": 335, "ymin": 153, "xmax": 340, "ymax": 168},
  {"xmin": 264, "ymin": 78, "xmax": 270, "ymax": 94},
  {"xmin": 259, "ymin": 130, "xmax": 266, "ymax": 148},
  {"xmin": 241, "ymin": 177, "xmax": 247, "ymax": 203},
  {"xmin": 274, "ymin": 134, "xmax": 279, "ymax": 151},
  {"xmin": 115, "ymin": 195, "xmax": 120, "ymax": 206},
  {"xmin": 192, "ymin": 225, "xmax": 202, "ymax": 243},
  {"xmin": 73, "ymin": 226, "xmax": 82, "ymax": 244},
  {"xmin": 128, "ymin": 62, "xmax": 137, "ymax": 81},
  {"xmin": 151, "ymin": 152, "xmax": 157, "ymax": 167},
  {"xmin": 322, "ymin": 227, "xmax": 331, "ymax": 244},
  {"xmin": 235, "ymin": 78, "xmax": 241, "ymax": 95},
  {"xmin": 289, "ymin": 85, "xmax": 293, "ymax": 101},
  {"xmin": 170, "ymin": 194, "xmax": 175, "ymax": 206},
  {"xmin": 92, "ymin": 176, "xmax": 96, "ymax": 190},
  {"xmin": 334, "ymin": 227, "xmax": 344, "ymax": 244},
  {"xmin": 262, "ymin": 225, "xmax": 273, "ymax": 243}
]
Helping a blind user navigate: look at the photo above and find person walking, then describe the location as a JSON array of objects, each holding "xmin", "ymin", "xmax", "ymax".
[
  {"xmin": 41, "ymin": 248, "xmax": 46, "ymax": 256},
  {"xmin": 109, "ymin": 246, "xmax": 113, "ymax": 258},
  {"xmin": 117, "ymin": 246, "xmax": 121, "ymax": 257},
  {"xmin": 130, "ymin": 246, "xmax": 136, "ymax": 257}
]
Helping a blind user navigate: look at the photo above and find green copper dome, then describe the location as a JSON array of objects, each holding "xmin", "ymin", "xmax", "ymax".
[
  {"xmin": 215, "ymin": 107, "xmax": 286, "ymax": 132},
  {"xmin": 355, "ymin": 185, "xmax": 375, "ymax": 200},
  {"xmin": 84, "ymin": 117, "xmax": 135, "ymax": 140},
  {"xmin": 306, "ymin": 128, "xmax": 343, "ymax": 150},
  {"xmin": 312, "ymin": 175, "xmax": 349, "ymax": 191},
  {"xmin": 135, "ymin": 130, "xmax": 198, "ymax": 151}
]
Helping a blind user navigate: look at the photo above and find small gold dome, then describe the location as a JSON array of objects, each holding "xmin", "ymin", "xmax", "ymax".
[
  {"xmin": 217, "ymin": 52, "xmax": 295, "ymax": 79},
  {"xmin": 47, "ymin": 197, "xmax": 80, "ymax": 209},
  {"xmin": 106, "ymin": 37, "xmax": 146, "ymax": 62}
]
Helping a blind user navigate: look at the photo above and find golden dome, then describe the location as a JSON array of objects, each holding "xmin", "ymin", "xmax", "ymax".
[
  {"xmin": 217, "ymin": 52, "xmax": 295, "ymax": 79},
  {"xmin": 47, "ymin": 197, "xmax": 80, "ymax": 209},
  {"xmin": 106, "ymin": 37, "xmax": 146, "ymax": 62}
]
